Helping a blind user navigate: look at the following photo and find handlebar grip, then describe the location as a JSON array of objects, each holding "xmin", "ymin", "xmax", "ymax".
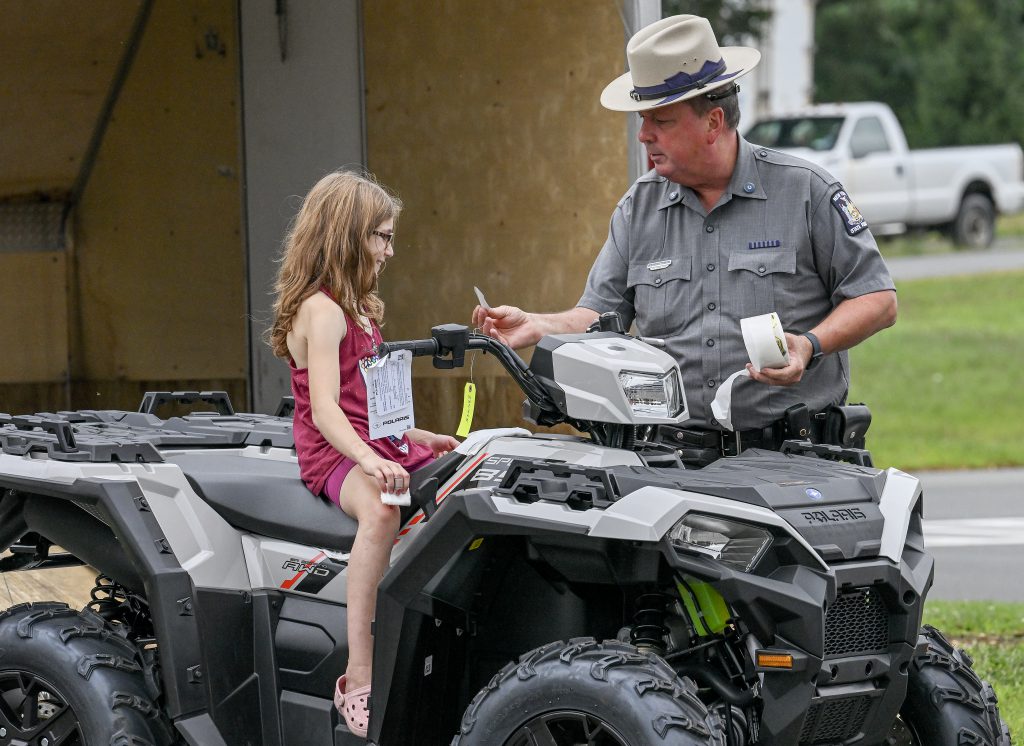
[{"xmin": 377, "ymin": 339, "xmax": 439, "ymax": 357}]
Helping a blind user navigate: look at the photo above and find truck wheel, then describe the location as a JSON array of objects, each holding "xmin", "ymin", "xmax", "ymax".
[
  {"xmin": 952, "ymin": 194, "xmax": 995, "ymax": 249},
  {"xmin": 452, "ymin": 638, "xmax": 724, "ymax": 746},
  {"xmin": 892, "ymin": 625, "xmax": 1011, "ymax": 745},
  {"xmin": 0, "ymin": 602, "xmax": 175, "ymax": 746}
]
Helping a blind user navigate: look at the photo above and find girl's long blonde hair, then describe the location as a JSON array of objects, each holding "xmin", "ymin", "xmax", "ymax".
[{"xmin": 268, "ymin": 170, "xmax": 402, "ymax": 359}]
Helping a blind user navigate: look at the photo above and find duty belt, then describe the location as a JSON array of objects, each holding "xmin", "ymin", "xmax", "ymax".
[{"xmin": 658, "ymin": 414, "xmax": 826, "ymax": 458}]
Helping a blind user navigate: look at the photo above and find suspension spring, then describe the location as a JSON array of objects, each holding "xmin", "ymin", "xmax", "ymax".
[{"xmin": 631, "ymin": 592, "xmax": 671, "ymax": 653}]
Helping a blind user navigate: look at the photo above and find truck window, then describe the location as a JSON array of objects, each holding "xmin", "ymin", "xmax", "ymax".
[
  {"xmin": 849, "ymin": 116, "xmax": 890, "ymax": 158},
  {"xmin": 745, "ymin": 117, "xmax": 844, "ymax": 151}
]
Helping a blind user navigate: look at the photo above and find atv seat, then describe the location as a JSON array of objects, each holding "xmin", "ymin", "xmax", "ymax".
[{"xmin": 165, "ymin": 451, "xmax": 359, "ymax": 552}]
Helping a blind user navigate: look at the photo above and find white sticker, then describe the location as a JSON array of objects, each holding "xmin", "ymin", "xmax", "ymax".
[
  {"xmin": 364, "ymin": 350, "xmax": 415, "ymax": 439},
  {"xmin": 424, "ymin": 655, "xmax": 433, "ymax": 676}
]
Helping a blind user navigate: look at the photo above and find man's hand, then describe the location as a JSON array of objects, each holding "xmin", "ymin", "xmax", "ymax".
[
  {"xmin": 746, "ymin": 332, "xmax": 813, "ymax": 387},
  {"xmin": 472, "ymin": 305, "xmax": 541, "ymax": 349}
]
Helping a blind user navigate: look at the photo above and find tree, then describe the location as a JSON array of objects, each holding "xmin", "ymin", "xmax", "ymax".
[
  {"xmin": 815, "ymin": 0, "xmax": 1024, "ymax": 148},
  {"xmin": 662, "ymin": 0, "xmax": 771, "ymax": 45}
]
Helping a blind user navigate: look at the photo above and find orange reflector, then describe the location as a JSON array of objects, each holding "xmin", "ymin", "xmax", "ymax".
[{"xmin": 756, "ymin": 652, "xmax": 794, "ymax": 669}]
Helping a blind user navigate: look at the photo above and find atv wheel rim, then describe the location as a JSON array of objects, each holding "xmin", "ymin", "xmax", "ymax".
[
  {"xmin": 506, "ymin": 710, "xmax": 630, "ymax": 746},
  {"xmin": 0, "ymin": 671, "xmax": 83, "ymax": 745}
]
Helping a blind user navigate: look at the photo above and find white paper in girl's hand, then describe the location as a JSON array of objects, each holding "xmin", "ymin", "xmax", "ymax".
[{"xmin": 381, "ymin": 490, "xmax": 411, "ymax": 506}]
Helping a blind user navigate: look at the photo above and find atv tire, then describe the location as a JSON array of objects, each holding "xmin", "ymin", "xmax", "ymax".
[
  {"xmin": 452, "ymin": 638, "xmax": 725, "ymax": 746},
  {"xmin": 897, "ymin": 625, "xmax": 1011, "ymax": 745},
  {"xmin": 0, "ymin": 601, "xmax": 174, "ymax": 746}
]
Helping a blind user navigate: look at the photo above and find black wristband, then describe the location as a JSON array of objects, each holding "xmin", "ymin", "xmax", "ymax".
[{"xmin": 802, "ymin": 331, "xmax": 824, "ymax": 369}]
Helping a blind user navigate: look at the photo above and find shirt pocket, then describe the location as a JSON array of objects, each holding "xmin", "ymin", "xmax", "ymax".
[
  {"xmin": 727, "ymin": 250, "xmax": 796, "ymax": 318},
  {"xmin": 626, "ymin": 258, "xmax": 692, "ymax": 336}
]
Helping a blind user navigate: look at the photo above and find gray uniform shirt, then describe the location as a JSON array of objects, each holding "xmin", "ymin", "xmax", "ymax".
[{"xmin": 578, "ymin": 135, "xmax": 895, "ymax": 430}]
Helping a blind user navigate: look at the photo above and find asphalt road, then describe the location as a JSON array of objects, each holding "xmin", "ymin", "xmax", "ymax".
[
  {"xmin": 917, "ymin": 469, "xmax": 1024, "ymax": 601},
  {"xmin": 885, "ymin": 238, "xmax": 1024, "ymax": 281}
]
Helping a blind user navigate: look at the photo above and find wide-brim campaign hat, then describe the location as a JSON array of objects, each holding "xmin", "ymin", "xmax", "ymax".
[{"xmin": 601, "ymin": 15, "xmax": 761, "ymax": 112}]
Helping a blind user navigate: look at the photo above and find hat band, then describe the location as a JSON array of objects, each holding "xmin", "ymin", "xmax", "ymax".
[{"xmin": 629, "ymin": 57, "xmax": 728, "ymax": 101}]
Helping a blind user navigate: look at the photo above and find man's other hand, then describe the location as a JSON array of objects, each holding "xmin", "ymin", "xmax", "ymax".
[{"xmin": 746, "ymin": 332, "xmax": 813, "ymax": 386}]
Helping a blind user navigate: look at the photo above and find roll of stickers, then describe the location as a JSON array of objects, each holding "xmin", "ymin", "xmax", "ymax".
[{"xmin": 711, "ymin": 312, "xmax": 790, "ymax": 432}]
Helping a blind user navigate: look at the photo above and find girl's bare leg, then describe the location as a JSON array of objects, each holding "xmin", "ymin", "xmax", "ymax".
[{"xmin": 337, "ymin": 467, "xmax": 401, "ymax": 692}]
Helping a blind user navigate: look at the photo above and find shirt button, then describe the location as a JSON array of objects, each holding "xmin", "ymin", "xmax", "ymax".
[
  {"xmin": 654, "ymin": 277, "xmax": 662, "ymax": 285},
  {"xmin": 744, "ymin": 182, "xmax": 755, "ymax": 193},
  {"xmin": 705, "ymin": 225, "xmax": 715, "ymax": 233},
  {"xmin": 706, "ymin": 339, "xmax": 715, "ymax": 347},
  {"xmin": 758, "ymin": 265, "xmax": 767, "ymax": 274},
  {"xmin": 669, "ymin": 191, "xmax": 678, "ymax": 201},
  {"xmin": 759, "ymin": 149, "xmax": 768, "ymax": 158},
  {"xmin": 707, "ymin": 302, "xmax": 716, "ymax": 311},
  {"xmin": 706, "ymin": 263, "xmax": 715, "ymax": 272},
  {"xmin": 707, "ymin": 379, "xmax": 716, "ymax": 388}
]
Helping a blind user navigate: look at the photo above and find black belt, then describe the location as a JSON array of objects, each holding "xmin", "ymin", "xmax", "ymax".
[{"xmin": 660, "ymin": 423, "xmax": 784, "ymax": 456}]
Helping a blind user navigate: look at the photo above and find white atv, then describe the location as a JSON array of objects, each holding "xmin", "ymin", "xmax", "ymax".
[{"xmin": 0, "ymin": 322, "xmax": 1010, "ymax": 746}]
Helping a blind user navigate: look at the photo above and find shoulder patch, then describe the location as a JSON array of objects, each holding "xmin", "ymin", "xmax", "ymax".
[{"xmin": 831, "ymin": 189, "xmax": 868, "ymax": 236}]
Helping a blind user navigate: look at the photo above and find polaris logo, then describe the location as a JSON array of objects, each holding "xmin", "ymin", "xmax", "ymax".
[
  {"xmin": 801, "ymin": 508, "xmax": 867, "ymax": 524},
  {"xmin": 806, "ymin": 488, "xmax": 823, "ymax": 501},
  {"xmin": 380, "ymin": 414, "xmax": 411, "ymax": 427}
]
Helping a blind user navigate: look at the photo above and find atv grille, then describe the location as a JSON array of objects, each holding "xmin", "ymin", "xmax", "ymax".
[
  {"xmin": 799, "ymin": 695, "xmax": 873, "ymax": 744},
  {"xmin": 824, "ymin": 587, "xmax": 888, "ymax": 658}
]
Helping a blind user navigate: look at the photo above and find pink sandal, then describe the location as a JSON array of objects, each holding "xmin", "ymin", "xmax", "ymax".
[{"xmin": 334, "ymin": 675, "xmax": 371, "ymax": 738}]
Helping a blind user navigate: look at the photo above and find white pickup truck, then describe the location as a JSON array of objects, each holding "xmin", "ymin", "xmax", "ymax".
[{"xmin": 744, "ymin": 102, "xmax": 1024, "ymax": 248}]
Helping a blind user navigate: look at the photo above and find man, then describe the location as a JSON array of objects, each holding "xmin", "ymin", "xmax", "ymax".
[{"xmin": 473, "ymin": 15, "xmax": 896, "ymax": 456}]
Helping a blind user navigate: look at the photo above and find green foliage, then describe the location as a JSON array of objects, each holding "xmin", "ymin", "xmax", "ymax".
[
  {"xmin": 662, "ymin": 0, "xmax": 771, "ymax": 45},
  {"xmin": 815, "ymin": 0, "xmax": 1024, "ymax": 148},
  {"xmin": 848, "ymin": 271, "xmax": 1024, "ymax": 470}
]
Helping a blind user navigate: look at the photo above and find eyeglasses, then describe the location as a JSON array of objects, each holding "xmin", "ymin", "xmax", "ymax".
[{"xmin": 371, "ymin": 230, "xmax": 394, "ymax": 247}]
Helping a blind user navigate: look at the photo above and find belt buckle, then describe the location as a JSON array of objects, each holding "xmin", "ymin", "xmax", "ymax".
[{"xmin": 722, "ymin": 429, "xmax": 741, "ymax": 457}]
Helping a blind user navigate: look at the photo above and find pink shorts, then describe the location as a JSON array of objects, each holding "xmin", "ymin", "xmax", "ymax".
[{"xmin": 323, "ymin": 453, "xmax": 434, "ymax": 508}]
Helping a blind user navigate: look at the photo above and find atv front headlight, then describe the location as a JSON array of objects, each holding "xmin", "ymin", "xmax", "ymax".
[
  {"xmin": 668, "ymin": 513, "xmax": 772, "ymax": 572},
  {"xmin": 618, "ymin": 369, "xmax": 684, "ymax": 418}
]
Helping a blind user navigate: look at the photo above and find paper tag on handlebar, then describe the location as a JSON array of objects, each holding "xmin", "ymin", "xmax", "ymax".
[
  {"xmin": 364, "ymin": 350, "xmax": 415, "ymax": 439},
  {"xmin": 456, "ymin": 382, "xmax": 476, "ymax": 437}
]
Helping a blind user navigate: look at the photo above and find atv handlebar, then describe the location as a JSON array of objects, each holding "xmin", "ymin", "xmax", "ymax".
[
  {"xmin": 377, "ymin": 324, "xmax": 557, "ymax": 416},
  {"xmin": 376, "ymin": 338, "xmax": 441, "ymax": 358}
]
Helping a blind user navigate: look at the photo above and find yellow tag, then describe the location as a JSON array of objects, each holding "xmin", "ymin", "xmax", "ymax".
[
  {"xmin": 469, "ymin": 538, "xmax": 484, "ymax": 551},
  {"xmin": 456, "ymin": 382, "xmax": 476, "ymax": 437}
]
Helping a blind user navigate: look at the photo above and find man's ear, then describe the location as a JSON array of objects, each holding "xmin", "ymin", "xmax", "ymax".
[{"xmin": 706, "ymin": 106, "xmax": 726, "ymax": 144}]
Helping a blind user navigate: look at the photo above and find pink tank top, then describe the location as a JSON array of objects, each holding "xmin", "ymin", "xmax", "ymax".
[{"xmin": 290, "ymin": 290, "xmax": 433, "ymax": 497}]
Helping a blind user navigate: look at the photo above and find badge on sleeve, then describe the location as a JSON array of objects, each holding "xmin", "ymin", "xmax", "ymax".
[{"xmin": 831, "ymin": 189, "xmax": 868, "ymax": 236}]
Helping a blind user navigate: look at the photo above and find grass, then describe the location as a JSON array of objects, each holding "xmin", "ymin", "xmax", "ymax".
[
  {"xmin": 876, "ymin": 212, "xmax": 1024, "ymax": 257},
  {"xmin": 924, "ymin": 600, "xmax": 1024, "ymax": 737},
  {"xmin": 848, "ymin": 270, "xmax": 1024, "ymax": 470}
]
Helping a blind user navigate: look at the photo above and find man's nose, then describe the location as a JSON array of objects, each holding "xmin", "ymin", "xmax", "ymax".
[{"xmin": 637, "ymin": 117, "xmax": 653, "ymax": 143}]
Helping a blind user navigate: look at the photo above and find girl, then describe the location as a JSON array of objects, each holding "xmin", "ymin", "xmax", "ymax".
[{"xmin": 268, "ymin": 171, "xmax": 458, "ymax": 738}]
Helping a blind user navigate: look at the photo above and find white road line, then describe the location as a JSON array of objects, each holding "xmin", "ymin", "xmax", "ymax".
[{"xmin": 923, "ymin": 517, "xmax": 1024, "ymax": 548}]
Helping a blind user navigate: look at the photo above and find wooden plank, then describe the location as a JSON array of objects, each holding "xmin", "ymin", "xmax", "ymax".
[{"xmin": 0, "ymin": 564, "xmax": 96, "ymax": 610}]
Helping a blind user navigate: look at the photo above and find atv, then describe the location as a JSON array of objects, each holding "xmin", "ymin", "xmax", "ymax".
[{"xmin": 0, "ymin": 321, "xmax": 1012, "ymax": 746}]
